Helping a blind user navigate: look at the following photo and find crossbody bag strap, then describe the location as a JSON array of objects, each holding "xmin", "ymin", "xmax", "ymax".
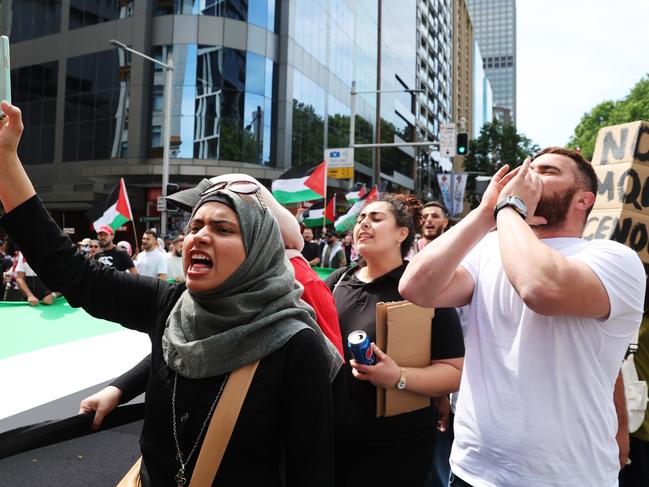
[{"xmin": 189, "ymin": 360, "xmax": 260, "ymax": 487}]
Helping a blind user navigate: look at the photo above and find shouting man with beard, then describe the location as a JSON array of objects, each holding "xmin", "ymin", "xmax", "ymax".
[
  {"xmin": 400, "ymin": 147, "xmax": 645, "ymax": 487},
  {"xmin": 418, "ymin": 201, "xmax": 449, "ymax": 251}
]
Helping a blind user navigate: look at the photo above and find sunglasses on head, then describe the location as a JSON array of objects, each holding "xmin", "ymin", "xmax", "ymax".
[{"xmin": 199, "ymin": 180, "xmax": 266, "ymax": 211}]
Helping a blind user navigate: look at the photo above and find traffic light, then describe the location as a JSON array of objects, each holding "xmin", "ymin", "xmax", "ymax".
[
  {"xmin": 456, "ymin": 132, "xmax": 469, "ymax": 155},
  {"xmin": 166, "ymin": 183, "xmax": 180, "ymax": 211}
]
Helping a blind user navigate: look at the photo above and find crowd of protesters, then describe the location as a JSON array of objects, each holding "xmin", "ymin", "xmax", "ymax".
[{"xmin": 0, "ymin": 97, "xmax": 648, "ymax": 487}]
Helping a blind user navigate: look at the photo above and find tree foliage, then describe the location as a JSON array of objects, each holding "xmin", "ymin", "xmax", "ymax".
[
  {"xmin": 568, "ymin": 77, "xmax": 649, "ymax": 160},
  {"xmin": 462, "ymin": 119, "xmax": 539, "ymax": 207}
]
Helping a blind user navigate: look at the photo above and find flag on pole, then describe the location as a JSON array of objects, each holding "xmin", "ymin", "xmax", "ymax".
[
  {"xmin": 334, "ymin": 186, "xmax": 379, "ymax": 233},
  {"xmin": 345, "ymin": 185, "xmax": 366, "ymax": 204},
  {"xmin": 271, "ymin": 161, "xmax": 327, "ymax": 205},
  {"xmin": 325, "ymin": 194, "xmax": 335, "ymax": 224},
  {"xmin": 301, "ymin": 195, "xmax": 335, "ymax": 228},
  {"xmin": 92, "ymin": 178, "xmax": 133, "ymax": 232}
]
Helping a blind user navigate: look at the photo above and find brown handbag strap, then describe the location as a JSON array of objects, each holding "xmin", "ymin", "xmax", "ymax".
[{"xmin": 189, "ymin": 360, "xmax": 260, "ymax": 487}]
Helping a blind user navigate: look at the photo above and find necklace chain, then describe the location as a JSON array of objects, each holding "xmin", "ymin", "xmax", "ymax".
[{"xmin": 171, "ymin": 372, "xmax": 229, "ymax": 486}]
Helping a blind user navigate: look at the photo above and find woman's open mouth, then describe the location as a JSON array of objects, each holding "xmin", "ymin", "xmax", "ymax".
[{"xmin": 189, "ymin": 252, "xmax": 213, "ymax": 274}]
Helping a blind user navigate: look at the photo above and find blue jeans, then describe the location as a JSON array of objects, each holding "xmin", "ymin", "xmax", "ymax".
[{"xmin": 425, "ymin": 412, "xmax": 454, "ymax": 487}]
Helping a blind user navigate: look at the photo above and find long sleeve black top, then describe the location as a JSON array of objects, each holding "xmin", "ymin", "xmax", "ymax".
[{"xmin": 0, "ymin": 196, "xmax": 334, "ymax": 487}]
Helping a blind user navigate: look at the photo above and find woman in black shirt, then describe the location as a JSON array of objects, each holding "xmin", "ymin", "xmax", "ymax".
[
  {"xmin": 0, "ymin": 102, "xmax": 340, "ymax": 487},
  {"xmin": 326, "ymin": 193, "xmax": 464, "ymax": 487}
]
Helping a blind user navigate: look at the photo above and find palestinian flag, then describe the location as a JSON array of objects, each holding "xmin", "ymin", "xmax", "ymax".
[
  {"xmin": 334, "ymin": 186, "xmax": 379, "ymax": 232},
  {"xmin": 92, "ymin": 178, "xmax": 133, "ymax": 232},
  {"xmin": 272, "ymin": 162, "xmax": 326, "ymax": 205},
  {"xmin": 302, "ymin": 196, "xmax": 335, "ymax": 228},
  {"xmin": 345, "ymin": 185, "xmax": 367, "ymax": 204}
]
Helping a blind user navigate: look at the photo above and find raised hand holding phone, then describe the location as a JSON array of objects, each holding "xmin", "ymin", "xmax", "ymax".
[{"xmin": 0, "ymin": 35, "xmax": 11, "ymax": 124}]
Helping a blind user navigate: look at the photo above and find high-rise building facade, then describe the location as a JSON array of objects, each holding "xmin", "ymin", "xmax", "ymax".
[
  {"xmin": 466, "ymin": 0, "xmax": 515, "ymax": 122},
  {"xmin": 0, "ymin": 0, "xmax": 418, "ymax": 236},
  {"xmin": 452, "ymin": 0, "xmax": 473, "ymax": 148},
  {"xmin": 472, "ymin": 40, "xmax": 493, "ymax": 138},
  {"xmin": 415, "ymin": 0, "xmax": 453, "ymax": 141}
]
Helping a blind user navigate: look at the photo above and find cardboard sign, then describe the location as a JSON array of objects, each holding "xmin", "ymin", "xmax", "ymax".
[
  {"xmin": 583, "ymin": 208, "xmax": 649, "ymax": 263},
  {"xmin": 375, "ymin": 301, "xmax": 434, "ymax": 417},
  {"xmin": 593, "ymin": 162, "xmax": 649, "ymax": 212},
  {"xmin": 584, "ymin": 120, "xmax": 649, "ymax": 267},
  {"xmin": 592, "ymin": 121, "xmax": 649, "ymax": 166}
]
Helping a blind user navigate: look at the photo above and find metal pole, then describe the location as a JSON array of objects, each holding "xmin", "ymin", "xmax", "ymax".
[
  {"xmin": 350, "ymin": 80, "xmax": 356, "ymax": 149},
  {"xmin": 161, "ymin": 50, "xmax": 173, "ymax": 237},
  {"xmin": 374, "ymin": 0, "xmax": 382, "ymax": 188}
]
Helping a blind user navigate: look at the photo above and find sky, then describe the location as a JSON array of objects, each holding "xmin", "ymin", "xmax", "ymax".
[{"xmin": 516, "ymin": 0, "xmax": 649, "ymax": 149}]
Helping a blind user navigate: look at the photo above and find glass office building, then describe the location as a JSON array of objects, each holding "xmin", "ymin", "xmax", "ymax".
[
  {"xmin": 0, "ymin": 0, "xmax": 419, "ymax": 234},
  {"xmin": 466, "ymin": 0, "xmax": 516, "ymax": 123}
]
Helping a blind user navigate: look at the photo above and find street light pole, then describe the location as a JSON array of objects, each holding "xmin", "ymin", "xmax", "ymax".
[{"xmin": 109, "ymin": 39, "xmax": 174, "ymax": 237}]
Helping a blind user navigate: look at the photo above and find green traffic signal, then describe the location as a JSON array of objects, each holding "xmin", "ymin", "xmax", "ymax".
[{"xmin": 456, "ymin": 132, "xmax": 469, "ymax": 155}]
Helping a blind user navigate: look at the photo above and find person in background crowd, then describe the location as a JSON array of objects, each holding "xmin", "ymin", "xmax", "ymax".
[
  {"xmin": 418, "ymin": 201, "xmax": 449, "ymax": 252},
  {"xmin": 165, "ymin": 234, "xmax": 185, "ymax": 283},
  {"xmin": 2, "ymin": 239, "xmax": 20, "ymax": 301},
  {"xmin": 400, "ymin": 148, "xmax": 644, "ymax": 486},
  {"xmin": 77, "ymin": 237, "xmax": 92, "ymax": 257},
  {"xmin": 163, "ymin": 234, "xmax": 173, "ymax": 253},
  {"xmin": 94, "ymin": 225, "xmax": 137, "ymax": 273},
  {"xmin": 326, "ymin": 193, "xmax": 464, "ymax": 487},
  {"xmin": 89, "ymin": 239, "xmax": 100, "ymax": 258},
  {"xmin": 301, "ymin": 228, "xmax": 321, "ymax": 266},
  {"xmin": 156, "ymin": 237, "xmax": 166, "ymax": 255},
  {"xmin": 15, "ymin": 252, "xmax": 58, "ymax": 306},
  {"xmin": 0, "ymin": 99, "xmax": 340, "ymax": 486},
  {"xmin": 342, "ymin": 234, "xmax": 353, "ymax": 264},
  {"xmin": 116, "ymin": 240, "xmax": 132, "ymax": 257},
  {"xmin": 135, "ymin": 230, "xmax": 167, "ymax": 280},
  {"xmin": 321, "ymin": 231, "xmax": 346, "ymax": 269}
]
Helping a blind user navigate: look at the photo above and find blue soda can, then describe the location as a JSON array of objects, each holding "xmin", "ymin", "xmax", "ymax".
[{"xmin": 348, "ymin": 330, "xmax": 376, "ymax": 365}]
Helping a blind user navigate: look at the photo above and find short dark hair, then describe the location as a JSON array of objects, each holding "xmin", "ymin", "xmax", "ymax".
[
  {"xmin": 144, "ymin": 229, "xmax": 158, "ymax": 238},
  {"xmin": 422, "ymin": 200, "xmax": 449, "ymax": 217}
]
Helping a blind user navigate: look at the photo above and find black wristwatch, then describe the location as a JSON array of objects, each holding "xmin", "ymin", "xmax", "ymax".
[{"xmin": 494, "ymin": 196, "xmax": 528, "ymax": 219}]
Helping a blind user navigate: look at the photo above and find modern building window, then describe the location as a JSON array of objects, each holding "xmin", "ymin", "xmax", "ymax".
[
  {"xmin": 69, "ymin": 0, "xmax": 134, "ymax": 30},
  {"xmin": 153, "ymin": 0, "xmax": 276, "ymax": 32},
  {"xmin": 11, "ymin": 62, "xmax": 58, "ymax": 165},
  {"xmin": 148, "ymin": 44, "xmax": 275, "ymax": 166},
  {"xmin": 9, "ymin": 0, "xmax": 61, "ymax": 42},
  {"xmin": 63, "ymin": 50, "xmax": 130, "ymax": 161}
]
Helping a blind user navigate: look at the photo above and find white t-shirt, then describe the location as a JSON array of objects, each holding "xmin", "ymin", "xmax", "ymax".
[
  {"xmin": 15, "ymin": 253, "xmax": 37, "ymax": 277},
  {"xmin": 451, "ymin": 232, "xmax": 645, "ymax": 487},
  {"xmin": 135, "ymin": 250, "xmax": 168, "ymax": 278},
  {"xmin": 165, "ymin": 253, "xmax": 184, "ymax": 281}
]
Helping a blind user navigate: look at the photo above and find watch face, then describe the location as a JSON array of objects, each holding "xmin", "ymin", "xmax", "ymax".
[{"xmin": 511, "ymin": 196, "xmax": 527, "ymax": 213}]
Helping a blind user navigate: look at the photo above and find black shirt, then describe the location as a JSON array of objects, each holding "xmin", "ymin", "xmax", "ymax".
[
  {"xmin": 95, "ymin": 246, "xmax": 134, "ymax": 271},
  {"xmin": 301, "ymin": 241, "xmax": 320, "ymax": 263},
  {"xmin": 0, "ymin": 196, "xmax": 334, "ymax": 487},
  {"xmin": 326, "ymin": 263, "xmax": 464, "ymax": 438}
]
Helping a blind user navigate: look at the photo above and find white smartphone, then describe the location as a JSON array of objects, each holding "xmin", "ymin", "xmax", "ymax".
[{"xmin": 0, "ymin": 35, "xmax": 11, "ymax": 118}]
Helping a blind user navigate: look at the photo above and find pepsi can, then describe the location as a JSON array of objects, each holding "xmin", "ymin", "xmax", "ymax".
[{"xmin": 348, "ymin": 330, "xmax": 376, "ymax": 365}]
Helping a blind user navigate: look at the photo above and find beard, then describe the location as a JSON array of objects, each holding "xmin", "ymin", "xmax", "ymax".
[
  {"xmin": 534, "ymin": 187, "xmax": 575, "ymax": 230},
  {"xmin": 423, "ymin": 226, "xmax": 443, "ymax": 241}
]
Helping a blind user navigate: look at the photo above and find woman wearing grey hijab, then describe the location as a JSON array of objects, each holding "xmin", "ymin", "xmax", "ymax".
[{"xmin": 0, "ymin": 106, "xmax": 340, "ymax": 487}]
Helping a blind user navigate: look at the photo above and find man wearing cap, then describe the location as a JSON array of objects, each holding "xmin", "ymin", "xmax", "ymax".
[
  {"xmin": 165, "ymin": 234, "xmax": 184, "ymax": 283},
  {"xmin": 77, "ymin": 237, "xmax": 92, "ymax": 257},
  {"xmin": 94, "ymin": 225, "xmax": 137, "ymax": 273},
  {"xmin": 321, "ymin": 231, "xmax": 346, "ymax": 269}
]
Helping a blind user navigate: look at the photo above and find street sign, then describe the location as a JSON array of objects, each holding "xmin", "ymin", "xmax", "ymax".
[
  {"xmin": 325, "ymin": 148, "xmax": 354, "ymax": 179},
  {"xmin": 157, "ymin": 196, "xmax": 166, "ymax": 212},
  {"xmin": 439, "ymin": 123, "xmax": 457, "ymax": 157}
]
